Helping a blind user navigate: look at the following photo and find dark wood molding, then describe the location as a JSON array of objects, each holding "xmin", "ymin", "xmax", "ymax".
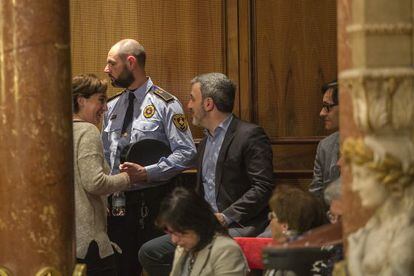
[
  {"xmin": 225, "ymin": 0, "xmax": 240, "ymax": 115},
  {"xmin": 274, "ymin": 170, "xmax": 313, "ymax": 179},
  {"xmin": 270, "ymin": 136, "xmax": 325, "ymax": 144},
  {"xmin": 238, "ymin": 0, "xmax": 253, "ymax": 122},
  {"xmin": 225, "ymin": 0, "xmax": 253, "ymax": 121},
  {"xmin": 250, "ymin": 0, "xmax": 258, "ymax": 124},
  {"xmin": 182, "ymin": 169, "xmax": 312, "ymax": 179},
  {"xmin": 194, "ymin": 136, "xmax": 325, "ymax": 145}
]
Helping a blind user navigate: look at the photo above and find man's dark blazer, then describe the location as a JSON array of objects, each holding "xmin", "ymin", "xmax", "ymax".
[{"xmin": 196, "ymin": 117, "xmax": 275, "ymax": 237}]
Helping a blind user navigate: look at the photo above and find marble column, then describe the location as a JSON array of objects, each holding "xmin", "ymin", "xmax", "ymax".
[
  {"xmin": 338, "ymin": 0, "xmax": 414, "ymax": 274},
  {"xmin": 0, "ymin": 1, "xmax": 74, "ymax": 275},
  {"xmin": 337, "ymin": 0, "xmax": 374, "ymax": 242}
]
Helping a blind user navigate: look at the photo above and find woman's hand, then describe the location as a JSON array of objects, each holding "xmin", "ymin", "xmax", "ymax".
[{"xmin": 120, "ymin": 162, "xmax": 148, "ymax": 183}]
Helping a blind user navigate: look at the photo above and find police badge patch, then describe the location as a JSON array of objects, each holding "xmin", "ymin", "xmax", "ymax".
[
  {"xmin": 143, "ymin": 104, "xmax": 156, "ymax": 118},
  {"xmin": 172, "ymin": 114, "xmax": 188, "ymax": 132}
]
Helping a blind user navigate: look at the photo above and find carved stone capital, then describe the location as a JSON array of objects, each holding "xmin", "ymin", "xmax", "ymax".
[
  {"xmin": 339, "ymin": 68, "xmax": 414, "ymax": 134},
  {"xmin": 347, "ymin": 23, "xmax": 413, "ymax": 35}
]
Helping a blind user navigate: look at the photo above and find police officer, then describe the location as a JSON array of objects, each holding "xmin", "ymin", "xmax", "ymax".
[{"xmin": 102, "ymin": 39, "xmax": 196, "ymax": 276}]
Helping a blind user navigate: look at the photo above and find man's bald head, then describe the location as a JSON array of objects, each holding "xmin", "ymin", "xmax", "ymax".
[{"xmin": 111, "ymin": 39, "xmax": 146, "ymax": 69}]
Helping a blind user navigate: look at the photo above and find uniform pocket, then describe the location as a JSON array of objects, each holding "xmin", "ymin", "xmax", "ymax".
[
  {"xmin": 104, "ymin": 119, "xmax": 122, "ymax": 133},
  {"xmin": 133, "ymin": 121, "xmax": 160, "ymax": 132}
]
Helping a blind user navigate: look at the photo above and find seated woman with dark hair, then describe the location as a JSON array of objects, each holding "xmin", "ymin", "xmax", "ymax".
[
  {"xmin": 268, "ymin": 185, "xmax": 326, "ymax": 243},
  {"xmin": 156, "ymin": 187, "xmax": 248, "ymax": 276}
]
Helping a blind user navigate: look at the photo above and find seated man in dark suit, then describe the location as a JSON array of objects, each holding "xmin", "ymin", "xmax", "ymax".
[
  {"xmin": 309, "ymin": 80, "xmax": 340, "ymax": 201},
  {"xmin": 139, "ymin": 72, "xmax": 275, "ymax": 275}
]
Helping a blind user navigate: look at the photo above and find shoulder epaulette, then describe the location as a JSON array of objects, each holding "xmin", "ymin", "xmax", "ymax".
[
  {"xmin": 107, "ymin": 90, "xmax": 125, "ymax": 102},
  {"xmin": 153, "ymin": 87, "xmax": 175, "ymax": 103}
]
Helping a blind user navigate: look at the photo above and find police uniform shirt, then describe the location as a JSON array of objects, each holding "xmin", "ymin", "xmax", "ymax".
[{"xmin": 102, "ymin": 77, "xmax": 196, "ymax": 188}]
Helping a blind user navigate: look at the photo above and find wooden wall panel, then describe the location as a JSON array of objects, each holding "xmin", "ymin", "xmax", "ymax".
[
  {"xmin": 226, "ymin": 0, "xmax": 253, "ymax": 121},
  {"xmin": 253, "ymin": 0, "xmax": 337, "ymax": 181},
  {"xmin": 254, "ymin": 0, "xmax": 337, "ymax": 138},
  {"xmin": 273, "ymin": 143, "xmax": 317, "ymax": 172},
  {"xmin": 276, "ymin": 178, "xmax": 314, "ymax": 191},
  {"xmin": 70, "ymin": 0, "xmax": 226, "ymax": 139}
]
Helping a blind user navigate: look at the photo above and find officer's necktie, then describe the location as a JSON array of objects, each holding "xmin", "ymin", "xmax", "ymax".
[{"xmin": 121, "ymin": 92, "xmax": 135, "ymax": 137}]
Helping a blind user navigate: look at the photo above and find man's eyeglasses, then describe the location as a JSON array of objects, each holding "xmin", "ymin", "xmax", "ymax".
[{"xmin": 322, "ymin": 103, "xmax": 338, "ymax": 112}]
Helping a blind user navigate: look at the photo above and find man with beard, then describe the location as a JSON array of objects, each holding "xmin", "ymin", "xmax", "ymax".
[
  {"xmin": 139, "ymin": 73, "xmax": 274, "ymax": 276},
  {"xmin": 309, "ymin": 80, "xmax": 340, "ymax": 204},
  {"xmin": 188, "ymin": 73, "xmax": 274, "ymax": 234},
  {"xmin": 101, "ymin": 39, "xmax": 196, "ymax": 276}
]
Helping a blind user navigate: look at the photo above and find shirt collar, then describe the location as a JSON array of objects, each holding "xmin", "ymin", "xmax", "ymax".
[
  {"xmin": 204, "ymin": 114, "xmax": 233, "ymax": 138},
  {"xmin": 128, "ymin": 77, "xmax": 153, "ymax": 100}
]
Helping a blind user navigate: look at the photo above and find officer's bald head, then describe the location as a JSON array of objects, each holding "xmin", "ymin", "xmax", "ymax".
[{"xmin": 111, "ymin": 39, "xmax": 146, "ymax": 69}]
